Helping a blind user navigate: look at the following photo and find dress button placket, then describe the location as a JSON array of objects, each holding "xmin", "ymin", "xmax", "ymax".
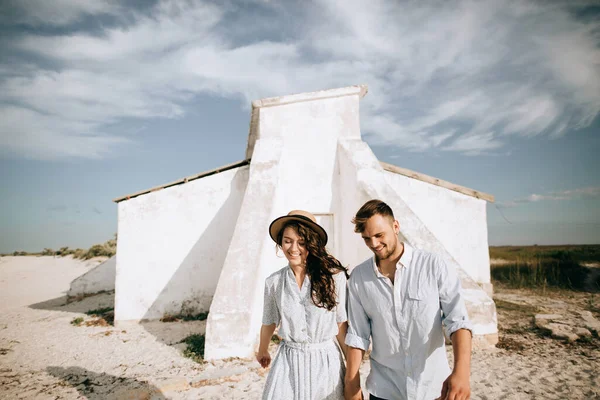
[{"xmin": 301, "ymin": 301, "xmax": 308, "ymax": 340}]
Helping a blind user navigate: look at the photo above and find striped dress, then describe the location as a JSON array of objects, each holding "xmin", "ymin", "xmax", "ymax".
[{"xmin": 262, "ymin": 266, "xmax": 347, "ymax": 400}]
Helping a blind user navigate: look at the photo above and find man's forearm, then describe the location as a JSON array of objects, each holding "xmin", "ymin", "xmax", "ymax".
[
  {"xmin": 451, "ymin": 328, "xmax": 472, "ymax": 374},
  {"xmin": 344, "ymin": 346, "xmax": 365, "ymax": 399}
]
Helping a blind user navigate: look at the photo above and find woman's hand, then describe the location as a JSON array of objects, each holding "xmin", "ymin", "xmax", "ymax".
[
  {"xmin": 257, "ymin": 323, "xmax": 277, "ymax": 368},
  {"xmin": 256, "ymin": 349, "xmax": 271, "ymax": 368}
]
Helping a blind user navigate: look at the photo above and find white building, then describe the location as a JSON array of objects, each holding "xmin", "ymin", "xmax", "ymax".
[{"xmin": 108, "ymin": 85, "xmax": 497, "ymax": 360}]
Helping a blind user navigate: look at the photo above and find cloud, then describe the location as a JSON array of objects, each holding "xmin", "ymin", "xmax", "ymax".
[
  {"xmin": 442, "ymin": 132, "xmax": 504, "ymax": 155},
  {"xmin": 499, "ymin": 186, "xmax": 600, "ymax": 207},
  {"xmin": 0, "ymin": 0, "xmax": 121, "ymax": 27},
  {"xmin": 0, "ymin": 0, "xmax": 599, "ymax": 159}
]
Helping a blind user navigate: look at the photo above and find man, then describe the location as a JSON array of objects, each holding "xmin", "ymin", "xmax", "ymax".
[{"xmin": 344, "ymin": 199, "xmax": 472, "ymax": 400}]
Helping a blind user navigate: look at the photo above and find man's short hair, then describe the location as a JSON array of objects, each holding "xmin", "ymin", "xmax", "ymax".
[{"xmin": 352, "ymin": 199, "xmax": 395, "ymax": 233}]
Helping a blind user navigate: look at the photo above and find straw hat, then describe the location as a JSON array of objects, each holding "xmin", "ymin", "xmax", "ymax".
[{"xmin": 269, "ymin": 210, "xmax": 328, "ymax": 245}]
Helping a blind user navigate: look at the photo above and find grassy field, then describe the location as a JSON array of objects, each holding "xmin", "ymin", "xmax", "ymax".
[
  {"xmin": 490, "ymin": 244, "xmax": 600, "ymax": 263},
  {"xmin": 490, "ymin": 245, "xmax": 600, "ymax": 291}
]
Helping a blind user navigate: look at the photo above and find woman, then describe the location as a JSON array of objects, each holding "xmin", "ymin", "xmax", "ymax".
[{"xmin": 256, "ymin": 210, "xmax": 349, "ymax": 400}]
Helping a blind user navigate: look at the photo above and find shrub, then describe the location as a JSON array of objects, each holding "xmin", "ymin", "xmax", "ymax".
[
  {"xmin": 73, "ymin": 248, "xmax": 86, "ymax": 259},
  {"xmin": 41, "ymin": 248, "xmax": 55, "ymax": 256},
  {"xmin": 76, "ymin": 234, "xmax": 117, "ymax": 260},
  {"xmin": 182, "ymin": 334, "xmax": 205, "ymax": 363}
]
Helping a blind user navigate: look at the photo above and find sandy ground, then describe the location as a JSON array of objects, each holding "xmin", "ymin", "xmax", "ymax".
[{"xmin": 1, "ymin": 256, "xmax": 599, "ymax": 399}]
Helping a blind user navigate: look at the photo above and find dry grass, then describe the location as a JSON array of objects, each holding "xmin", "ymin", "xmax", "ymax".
[
  {"xmin": 3, "ymin": 235, "xmax": 117, "ymax": 260},
  {"xmin": 160, "ymin": 312, "xmax": 209, "ymax": 323},
  {"xmin": 490, "ymin": 245, "xmax": 600, "ymax": 263},
  {"xmin": 490, "ymin": 245, "xmax": 600, "ymax": 291}
]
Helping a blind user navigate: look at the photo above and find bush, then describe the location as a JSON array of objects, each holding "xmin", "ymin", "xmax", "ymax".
[
  {"xmin": 41, "ymin": 248, "xmax": 55, "ymax": 256},
  {"xmin": 73, "ymin": 248, "xmax": 86, "ymax": 259},
  {"xmin": 55, "ymin": 246, "xmax": 75, "ymax": 256},
  {"xmin": 182, "ymin": 334, "xmax": 205, "ymax": 363},
  {"xmin": 75, "ymin": 234, "xmax": 117, "ymax": 260},
  {"xmin": 81, "ymin": 244, "xmax": 112, "ymax": 259}
]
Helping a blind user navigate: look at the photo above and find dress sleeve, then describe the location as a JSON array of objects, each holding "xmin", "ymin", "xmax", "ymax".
[
  {"xmin": 334, "ymin": 272, "xmax": 348, "ymax": 323},
  {"xmin": 262, "ymin": 278, "xmax": 280, "ymax": 326}
]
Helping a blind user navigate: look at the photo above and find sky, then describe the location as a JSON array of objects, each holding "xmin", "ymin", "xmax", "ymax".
[{"xmin": 0, "ymin": 0, "xmax": 599, "ymax": 253}]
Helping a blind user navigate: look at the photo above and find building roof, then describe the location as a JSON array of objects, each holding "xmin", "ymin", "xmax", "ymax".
[
  {"xmin": 112, "ymin": 159, "xmax": 250, "ymax": 203},
  {"xmin": 113, "ymin": 158, "xmax": 493, "ymax": 204},
  {"xmin": 380, "ymin": 161, "xmax": 494, "ymax": 202}
]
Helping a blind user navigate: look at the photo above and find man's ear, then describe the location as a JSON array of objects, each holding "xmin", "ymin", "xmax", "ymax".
[{"xmin": 393, "ymin": 220, "xmax": 400, "ymax": 234}]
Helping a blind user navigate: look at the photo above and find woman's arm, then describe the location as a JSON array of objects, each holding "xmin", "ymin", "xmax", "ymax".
[
  {"xmin": 256, "ymin": 323, "xmax": 277, "ymax": 368},
  {"xmin": 336, "ymin": 321, "xmax": 348, "ymax": 359}
]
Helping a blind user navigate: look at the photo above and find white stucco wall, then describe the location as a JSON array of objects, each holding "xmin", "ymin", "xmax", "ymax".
[
  {"xmin": 115, "ymin": 166, "xmax": 249, "ymax": 322},
  {"xmin": 205, "ymin": 86, "xmax": 366, "ymax": 360},
  {"xmin": 332, "ymin": 142, "xmax": 374, "ymax": 271},
  {"xmin": 383, "ymin": 171, "xmax": 491, "ymax": 284},
  {"xmin": 337, "ymin": 138, "xmax": 497, "ymax": 337},
  {"xmin": 68, "ymin": 256, "xmax": 116, "ymax": 296}
]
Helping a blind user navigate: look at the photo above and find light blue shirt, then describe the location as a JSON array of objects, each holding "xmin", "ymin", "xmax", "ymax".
[{"xmin": 345, "ymin": 243, "xmax": 472, "ymax": 400}]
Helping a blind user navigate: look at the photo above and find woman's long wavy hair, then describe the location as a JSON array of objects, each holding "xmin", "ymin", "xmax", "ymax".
[{"xmin": 276, "ymin": 221, "xmax": 348, "ymax": 311}]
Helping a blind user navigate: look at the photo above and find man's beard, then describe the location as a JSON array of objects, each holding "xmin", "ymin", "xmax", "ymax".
[{"xmin": 375, "ymin": 241, "xmax": 397, "ymax": 261}]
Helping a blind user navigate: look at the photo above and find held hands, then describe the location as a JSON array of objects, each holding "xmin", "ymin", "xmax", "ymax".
[
  {"xmin": 436, "ymin": 370, "xmax": 471, "ymax": 400},
  {"xmin": 256, "ymin": 349, "xmax": 271, "ymax": 368}
]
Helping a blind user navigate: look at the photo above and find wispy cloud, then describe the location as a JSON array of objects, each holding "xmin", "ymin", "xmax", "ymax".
[
  {"xmin": 0, "ymin": 0, "xmax": 599, "ymax": 159},
  {"xmin": 499, "ymin": 186, "xmax": 600, "ymax": 208}
]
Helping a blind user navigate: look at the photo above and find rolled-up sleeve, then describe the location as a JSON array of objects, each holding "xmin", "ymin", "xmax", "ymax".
[
  {"xmin": 335, "ymin": 272, "xmax": 348, "ymax": 323},
  {"xmin": 345, "ymin": 275, "xmax": 371, "ymax": 350},
  {"xmin": 262, "ymin": 279, "xmax": 280, "ymax": 326},
  {"xmin": 437, "ymin": 257, "xmax": 473, "ymax": 340}
]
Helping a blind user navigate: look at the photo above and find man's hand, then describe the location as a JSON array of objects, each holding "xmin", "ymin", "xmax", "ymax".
[
  {"xmin": 436, "ymin": 370, "xmax": 470, "ymax": 400},
  {"xmin": 256, "ymin": 349, "xmax": 271, "ymax": 368}
]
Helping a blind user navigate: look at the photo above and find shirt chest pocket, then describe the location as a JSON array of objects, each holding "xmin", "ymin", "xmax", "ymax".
[{"xmin": 406, "ymin": 282, "xmax": 439, "ymax": 314}]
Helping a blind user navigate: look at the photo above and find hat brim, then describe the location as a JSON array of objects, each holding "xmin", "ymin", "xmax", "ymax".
[{"xmin": 269, "ymin": 215, "xmax": 328, "ymax": 245}]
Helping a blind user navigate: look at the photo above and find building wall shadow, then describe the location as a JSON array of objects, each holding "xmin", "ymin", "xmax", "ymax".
[
  {"xmin": 139, "ymin": 168, "xmax": 248, "ymax": 346},
  {"xmin": 29, "ymin": 291, "xmax": 115, "ymax": 314},
  {"xmin": 46, "ymin": 366, "xmax": 166, "ymax": 400}
]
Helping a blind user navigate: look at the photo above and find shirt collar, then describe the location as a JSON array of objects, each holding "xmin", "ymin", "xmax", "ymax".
[
  {"xmin": 371, "ymin": 242, "xmax": 413, "ymax": 277},
  {"xmin": 398, "ymin": 242, "xmax": 413, "ymax": 269}
]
